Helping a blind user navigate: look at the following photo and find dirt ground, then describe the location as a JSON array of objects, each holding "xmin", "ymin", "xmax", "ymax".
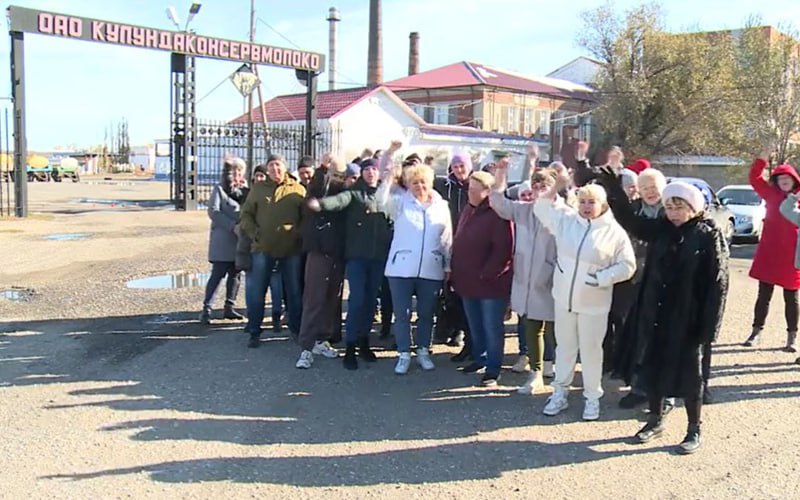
[{"xmin": 1, "ymin": 180, "xmax": 799, "ymax": 499}]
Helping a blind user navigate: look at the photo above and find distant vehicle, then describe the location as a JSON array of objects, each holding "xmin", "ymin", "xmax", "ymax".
[
  {"xmin": 668, "ymin": 177, "xmax": 735, "ymax": 245},
  {"xmin": 51, "ymin": 157, "xmax": 81, "ymax": 183},
  {"xmin": 717, "ymin": 185, "xmax": 765, "ymax": 241}
]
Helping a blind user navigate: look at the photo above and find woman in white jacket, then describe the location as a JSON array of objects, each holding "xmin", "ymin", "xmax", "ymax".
[
  {"xmin": 534, "ymin": 182, "xmax": 636, "ymax": 421},
  {"xmin": 378, "ymin": 163, "xmax": 453, "ymax": 375}
]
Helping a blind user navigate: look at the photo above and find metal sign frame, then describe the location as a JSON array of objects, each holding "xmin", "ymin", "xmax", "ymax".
[{"xmin": 6, "ymin": 5, "xmax": 322, "ymax": 215}]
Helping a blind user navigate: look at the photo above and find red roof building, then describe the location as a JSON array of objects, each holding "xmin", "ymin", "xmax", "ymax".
[{"xmin": 231, "ymin": 86, "xmax": 377, "ymax": 124}]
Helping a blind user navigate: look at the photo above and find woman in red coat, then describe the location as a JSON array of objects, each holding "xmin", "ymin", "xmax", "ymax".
[{"xmin": 743, "ymin": 147, "xmax": 800, "ymax": 352}]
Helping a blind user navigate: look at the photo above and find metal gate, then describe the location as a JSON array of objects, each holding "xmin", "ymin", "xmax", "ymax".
[
  {"xmin": 193, "ymin": 120, "xmax": 339, "ymax": 206},
  {"xmin": 0, "ymin": 108, "xmax": 14, "ymax": 217}
]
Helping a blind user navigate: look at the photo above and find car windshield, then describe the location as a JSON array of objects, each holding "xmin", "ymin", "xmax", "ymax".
[{"xmin": 718, "ymin": 188, "xmax": 762, "ymax": 206}]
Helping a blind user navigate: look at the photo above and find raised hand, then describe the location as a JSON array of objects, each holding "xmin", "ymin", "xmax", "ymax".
[{"xmin": 307, "ymin": 198, "xmax": 322, "ymax": 212}]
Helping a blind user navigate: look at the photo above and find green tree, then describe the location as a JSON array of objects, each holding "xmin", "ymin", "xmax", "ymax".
[{"xmin": 578, "ymin": 2, "xmax": 740, "ymax": 160}]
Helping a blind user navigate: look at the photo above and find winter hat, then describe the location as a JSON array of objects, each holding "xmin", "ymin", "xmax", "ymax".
[
  {"xmin": 449, "ymin": 153, "xmax": 473, "ymax": 172},
  {"xmin": 620, "ymin": 168, "xmax": 638, "ymax": 190},
  {"xmin": 360, "ymin": 158, "xmax": 378, "ymax": 171},
  {"xmin": 663, "ymin": 181, "xmax": 706, "ymax": 213},
  {"xmin": 328, "ymin": 157, "xmax": 347, "ymax": 174},
  {"xmin": 252, "ymin": 164, "xmax": 268, "ymax": 179},
  {"xmin": 345, "ymin": 163, "xmax": 361, "ymax": 178},
  {"xmin": 298, "ymin": 155, "xmax": 314, "ymax": 169},
  {"xmin": 266, "ymin": 153, "xmax": 285, "ymax": 165},
  {"xmin": 629, "ymin": 159, "xmax": 651, "ymax": 174}
]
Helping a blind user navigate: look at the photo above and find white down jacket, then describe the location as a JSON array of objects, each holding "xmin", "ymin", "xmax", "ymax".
[
  {"xmin": 378, "ymin": 183, "xmax": 453, "ymax": 281},
  {"xmin": 533, "ymin": 197, "xmax": 636, "ymax": 315}
]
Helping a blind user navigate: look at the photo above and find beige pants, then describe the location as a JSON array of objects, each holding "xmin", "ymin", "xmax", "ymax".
[{"xmin": 552, "ymin": 308, "xmax": 608, "ymax": 400}]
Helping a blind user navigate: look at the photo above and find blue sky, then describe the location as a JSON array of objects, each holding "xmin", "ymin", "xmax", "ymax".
[{"xmin": 0, "ymin": 0, "xmax": 797, "ymax": 150}]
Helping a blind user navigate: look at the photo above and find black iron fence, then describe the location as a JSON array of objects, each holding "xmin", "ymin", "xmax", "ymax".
[
  {"xmin": 193, "ymin": 120, "xmax": 340, "ymax": 206},
  {"xmin": 0, "ymin": 108, "xmax": 14, "ymax": 217}
]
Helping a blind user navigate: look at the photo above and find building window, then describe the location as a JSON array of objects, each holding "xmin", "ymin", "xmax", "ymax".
[
  {"xmin": 523, "ymin": 109, "xmax": 534, "ymax": 134},
  {"xmin": 411, "ymin": 104, "xmax": 425, "ymax": 120},
  {"xmin": 537, "ymin": 110, "xmax": 551, "ymax": 135},
  {"xmin": 434, "ymin": 105, "xmax": 449, "ymax": 125},
  {"xmin": 506, "ymin": 106, "xmax": 519, "ymax": 133}
]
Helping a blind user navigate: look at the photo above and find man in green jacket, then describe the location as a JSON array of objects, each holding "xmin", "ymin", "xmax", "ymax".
[{"xmin": 240, "ymin": 154, "xmax": 306, "ymax": 347}]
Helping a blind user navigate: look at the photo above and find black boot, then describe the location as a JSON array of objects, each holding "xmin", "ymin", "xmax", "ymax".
[
  {"xmin": 677, "ymin": 424, "xmax": 702, "ymax": 455},
  {"xmin": 743, "ymin": 327, "xmax": 761, "ymax": 347},
  {"xmin": 343, "ymin": 342, "xmax": 358, "ymax": 370},
  {"xmin": 224, "ymin": 304, "xmax": 244, "ymax": 320},
  {"xmin": 247, "ymin": 334, "xmax": 260, "ymax": 349},
  {"xmin": 634, "ymin": 415, "xmax": 665, "ymax": 444},
  {"xmin": 358, "ymin": 336, "xmax": 377, "ymax": 362},
  {"xmin": 450, "ymin": 346, "xmax": 470, "ymax": 362},
  {"xmin": 379, "ymin": 322, "xmax": 391, "ymax": 339},
  {"xmin": 199, "ymin": 307, "xmax": 211, "ymax": 325},
  {"xmin": 272, "ymin": 314, "xmax": 283, "ymax": 334}
]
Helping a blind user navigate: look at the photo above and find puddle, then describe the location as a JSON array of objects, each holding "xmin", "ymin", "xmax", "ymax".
[
  {"xmin": 1, "ymin": 288, "xmax": 34, "ymax": 301},
  {"xmin": 43, "ymin": 233, "xmax": 90, "ymax": 241},
  {"xmin": 126, "ymin": 272, "xmax": 211, "ymax": 289}
]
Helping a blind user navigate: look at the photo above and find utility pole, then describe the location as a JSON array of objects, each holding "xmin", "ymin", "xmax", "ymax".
[{"xmin": 246, "ymin": 0, "xmax": 255, "ymax": 175}]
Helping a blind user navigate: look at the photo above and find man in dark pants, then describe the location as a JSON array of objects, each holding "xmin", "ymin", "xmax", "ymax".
[
  {"xmin": 294, "ymin": 158, "xmax": 348, "ymax": 368},
  {"xmin": 433, "ymin": 153, "xmax": 474, "ymax": 358},
  {"xmin": 240, "ymin": 154, "xmax": 306, "ymax": 347}
]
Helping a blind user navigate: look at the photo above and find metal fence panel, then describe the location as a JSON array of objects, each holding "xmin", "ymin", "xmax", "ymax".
[
  {"xmin": 193, "ymin": 120, "xmax": 339, "ymax": 206},
  {"xmin": 0, "ymin": 108, "xmax": 14, "ymax": 217}
]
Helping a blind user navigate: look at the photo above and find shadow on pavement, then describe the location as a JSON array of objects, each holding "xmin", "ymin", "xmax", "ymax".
[{"xmin": 42, "ymin": 437, "xmax": 673, "ymax": 486}]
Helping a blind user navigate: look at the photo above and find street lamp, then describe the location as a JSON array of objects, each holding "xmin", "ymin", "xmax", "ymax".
[{"xmin": 165, "ymin": 3, "xmax": 202, "ymax": 31}]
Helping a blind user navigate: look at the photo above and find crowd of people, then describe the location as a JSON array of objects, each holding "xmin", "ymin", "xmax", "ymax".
[{"xmin": 200, "ymin": 138, "xmax": 800, "ymax": 455}]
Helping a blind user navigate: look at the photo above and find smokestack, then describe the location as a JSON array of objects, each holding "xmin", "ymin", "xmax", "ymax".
[
  {"xmin": 408, "ymin": 32, "xmax": 420, "ymax": 76},
  {"xmin": 367, "ymin": 0, "xmax": 383, "ymax": 87},
  {"xmin": 327, "ymin": 7, "xmax": 341, "ymax": 91}
]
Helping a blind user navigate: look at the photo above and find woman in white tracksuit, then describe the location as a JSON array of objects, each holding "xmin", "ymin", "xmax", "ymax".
[{"xmin": 534, "ymin": 182, "xmax": 636, "ymax": 421}]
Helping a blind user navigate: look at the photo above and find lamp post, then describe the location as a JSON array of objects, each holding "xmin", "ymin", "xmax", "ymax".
[{"xmin": 166, "ymin": 3, "xmax": 201, "ymax": 210}]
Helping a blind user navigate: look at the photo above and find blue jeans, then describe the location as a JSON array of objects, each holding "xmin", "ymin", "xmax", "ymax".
[
  {"xmin": 345, "ymin": 258, "xmax": 385, "ymax": 342},
  {"xmin": 388, "ymin": 277, "xmax": 442, "ymax": 353},
  {"xmin": 269, "ymin": 266, "xmax": 283, "ymax": 321},
  {"xmin": 245, "ymin": 252, "xmax": 302, "ymax": 335},
  {"xmin": 462, "ymin": 297, "xmax": 509, "ymax": 377}
]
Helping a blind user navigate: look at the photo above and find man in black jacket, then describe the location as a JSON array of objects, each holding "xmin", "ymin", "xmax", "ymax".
[
  {"xmin": 294, "ymin": 158, "xmax": 347, "ymax": 369},
  {"xmin": 433, "ymin": 153, "xmax": 474, "ymax": 357}
]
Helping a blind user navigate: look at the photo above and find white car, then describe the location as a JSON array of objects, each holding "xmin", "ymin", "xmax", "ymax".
[{"xmin": 717, "ymin": 185, "xmax": 766, "ymax": 241}]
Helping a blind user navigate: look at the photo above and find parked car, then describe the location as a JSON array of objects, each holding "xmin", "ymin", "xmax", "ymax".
[
  {"xmin": 668, "ymin": 177, "xmax": 735, "ymax": 245},
  {"xmin": 717, "ymin": 185, "xmax": 765, "ymax": 241}
]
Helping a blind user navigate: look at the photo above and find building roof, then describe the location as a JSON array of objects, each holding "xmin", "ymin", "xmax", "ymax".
[
  {"xmin": 386, "ymin": 61, "xmax": 594, "ymax": 101},
  {"xmin": 230, "ymin": 86, "xmax": 377, "ymax": 123}
]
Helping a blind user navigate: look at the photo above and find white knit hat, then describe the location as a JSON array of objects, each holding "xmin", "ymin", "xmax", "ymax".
[{"xmin": 663, "ymin": 181, "xmax": 706, "ymax": 213}]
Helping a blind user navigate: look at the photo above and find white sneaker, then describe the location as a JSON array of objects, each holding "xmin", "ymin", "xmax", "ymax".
[
  {"xmin": 511, "ymin": 355, "xmax": 530, "ymax": 373},
  {"xmin": 543, "ymin": 361, "xmax": 555, "ymax": 378},
  {"xmin": 295, "ymin": 350, "xmax": 313, "ymax": 369},
  {"xmin": 517, "ymin": 370, "xmax": 544, "ymax": 395},
  {"xmin": 416, "ymin": 348, "xmax": 435, "ymax": 371},
  {"xmin": 395, "ymin": 353, "xmax": 412, "ymax": 375},
  {"xmin": 543, "ymin": 389, "xmax": 569, "ymax": 416},
  {"xmin": 312, "ymin": 340, "xmax": 338, "ymax": 359},
  {"xmin": 583, "ymin": 398, "xmax": 600, "ymax": 421}
]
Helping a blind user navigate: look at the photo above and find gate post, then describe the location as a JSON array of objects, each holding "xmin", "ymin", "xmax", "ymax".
[
  {"xmin": 304, "ymin": 71, "xmax": 318, "ymax": 158},
  {"xmin": 10, "ymin": 30, "xmax": 27, "ymax": 218},
  {"xmin": 170, "ymin": 53, "xmax": 198, "ymax": 211}
]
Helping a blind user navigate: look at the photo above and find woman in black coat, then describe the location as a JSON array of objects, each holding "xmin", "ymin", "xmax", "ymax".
[{"xmin": 603, "ymin": 170, "xmax": 729, "ymax": 455}]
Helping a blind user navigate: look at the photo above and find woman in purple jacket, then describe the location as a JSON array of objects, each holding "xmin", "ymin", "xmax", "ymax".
[{"xmin": 450, "ymin": 170, "xmax": 514, "ymax": 386}]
